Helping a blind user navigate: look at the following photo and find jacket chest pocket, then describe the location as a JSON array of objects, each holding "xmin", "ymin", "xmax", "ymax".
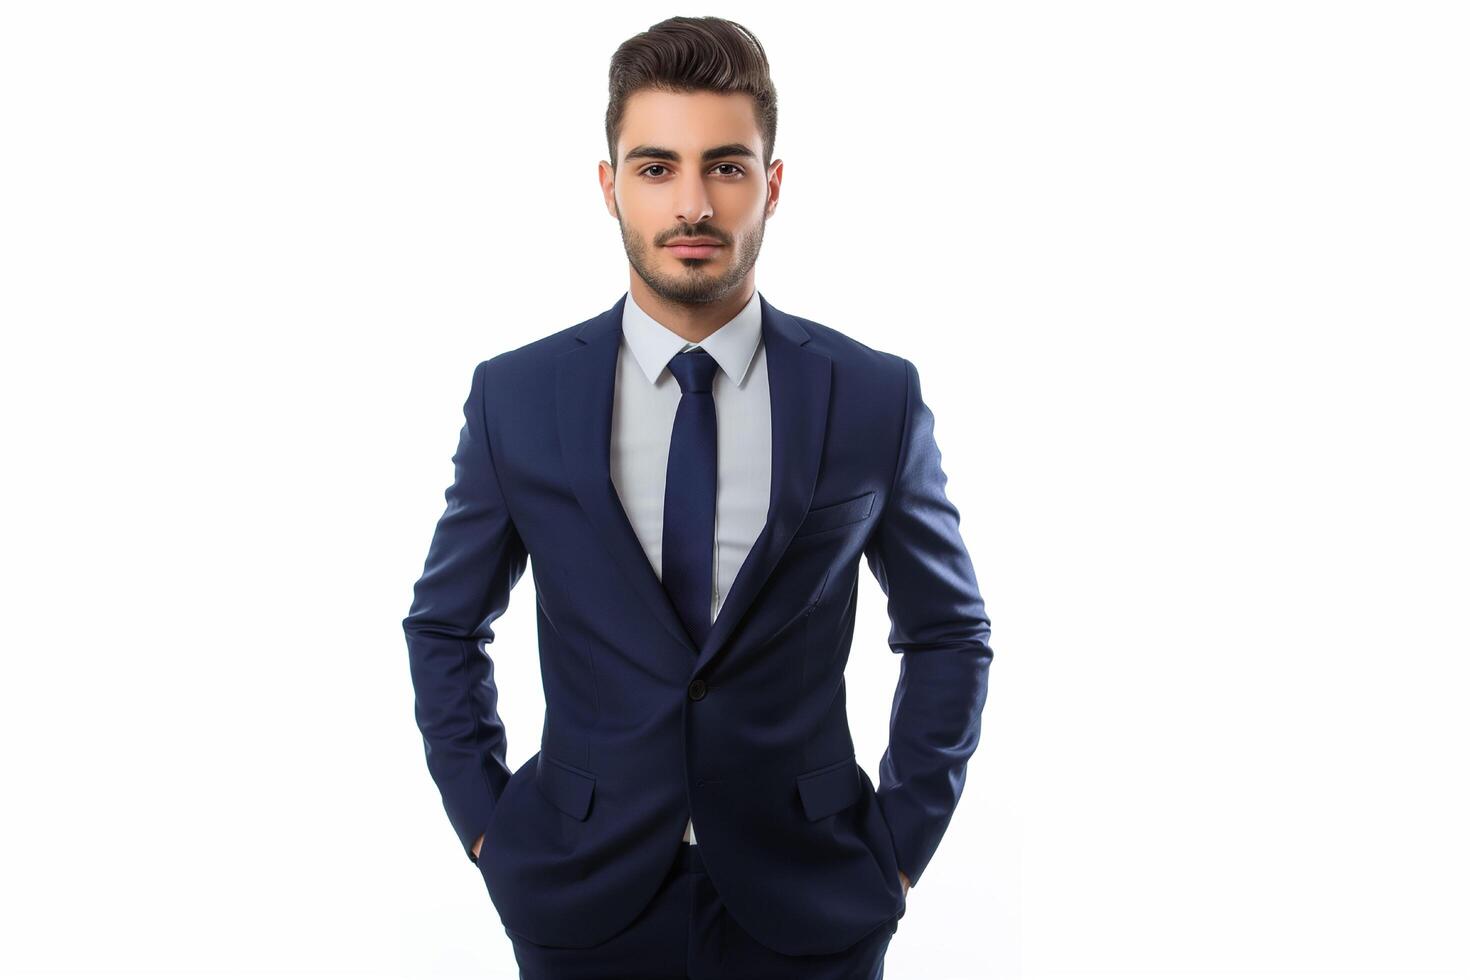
[{"xmin": 792, "ymin": 490, "xmax": 876, "ymax": 539}]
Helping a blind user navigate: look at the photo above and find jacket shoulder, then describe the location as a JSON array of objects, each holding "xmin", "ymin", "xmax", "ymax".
[
  {"xmin": 477, "ymin": 322, "xmax": 582, "ymax": 379},
  {"xmin": 791, "ymin": 313, "xmax": 910, "ymax": 394}
]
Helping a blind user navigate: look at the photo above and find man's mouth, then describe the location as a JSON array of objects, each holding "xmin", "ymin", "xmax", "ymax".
[{"xmin": 665, "ymin": 243, "xmax": 723, "ymax": 258}]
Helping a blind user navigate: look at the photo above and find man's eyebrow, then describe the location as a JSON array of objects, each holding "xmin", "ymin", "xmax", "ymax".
[{"xmin": 622, "ymin": 143, "xmax": 759, "ymax": 165}]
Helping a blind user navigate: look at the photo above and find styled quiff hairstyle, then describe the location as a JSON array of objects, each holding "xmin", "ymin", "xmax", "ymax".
[{"xmin": 605, "ymin": 16, "xmax": 778, "ymax": 172}]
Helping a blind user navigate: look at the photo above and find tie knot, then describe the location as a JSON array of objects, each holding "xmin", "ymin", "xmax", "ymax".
[{"xmin": 668, "ymin": 348, "xmax": 720, "ymax": 394}]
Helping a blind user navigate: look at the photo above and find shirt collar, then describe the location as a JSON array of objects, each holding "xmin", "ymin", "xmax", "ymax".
[{"xmin": 621, "ymin": 288, "xmax": 764, "ymax": 387}]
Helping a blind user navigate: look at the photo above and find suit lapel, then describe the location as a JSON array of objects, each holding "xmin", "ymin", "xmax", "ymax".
[
  {"xmin": 691, "ymin": 294, "xmax": 831, "ymax": 677},
  {"xmin": 555, "ymin": 292, "xmax": 833, "ymax": 670},
  {"xmin": 557, "ymin": 293, "xmax": 697, "ymax": 653}
]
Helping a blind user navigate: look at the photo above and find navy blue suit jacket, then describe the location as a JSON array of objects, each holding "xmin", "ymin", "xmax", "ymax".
[{"xmin": 403, "ymin": 292, "xmax": 993, "ymax": 956}]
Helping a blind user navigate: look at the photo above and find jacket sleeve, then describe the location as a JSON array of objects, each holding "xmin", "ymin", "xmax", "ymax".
[
  {"xmin": 402, "ymin": 359, "xmax": 529, "ymax": 864},
  {"xmin": 862, "ymin": 356, "xmax": 994, "ymax": 888}
]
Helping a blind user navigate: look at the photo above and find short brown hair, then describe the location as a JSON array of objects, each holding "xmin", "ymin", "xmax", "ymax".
[{"xmin": 605, "ymin": 16, "xmax": 778, "ymax": 172}]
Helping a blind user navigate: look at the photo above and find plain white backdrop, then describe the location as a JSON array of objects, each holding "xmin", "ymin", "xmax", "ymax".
[{"xmin": 2, "ymin": 2, "xmax": 1466, "ymax": 978}]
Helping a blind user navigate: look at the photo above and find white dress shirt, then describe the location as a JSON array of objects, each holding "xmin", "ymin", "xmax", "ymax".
[{"xmin": 610, "ymin": 287, "xmax": 772, "ymax": 845}]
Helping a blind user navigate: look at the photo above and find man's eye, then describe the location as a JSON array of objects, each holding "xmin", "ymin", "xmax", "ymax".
[
  {"xmin": 643, "ymin": 165, "xmax": 668, "ymax": 177},
  {"xmin": 713, "ymin": 164, "xmax": 744, "ymax": 176}
]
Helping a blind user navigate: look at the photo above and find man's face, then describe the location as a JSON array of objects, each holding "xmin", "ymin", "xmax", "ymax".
[{"xmin": 601, "ymin": 89, "xmax": 781, "ymax": 305}]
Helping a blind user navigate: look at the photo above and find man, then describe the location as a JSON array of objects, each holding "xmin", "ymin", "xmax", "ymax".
[{"xmin": 403, "ymin": 15, "xmax": 993, "ymax": 979}]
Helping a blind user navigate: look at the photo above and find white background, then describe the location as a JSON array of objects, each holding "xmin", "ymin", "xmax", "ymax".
[{"xmin": 2, "ymin": 2, "xmax": 1466, "ymax": 978}]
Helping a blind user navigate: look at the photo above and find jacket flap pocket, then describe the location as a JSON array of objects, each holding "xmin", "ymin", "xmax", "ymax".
[
  {"xmin": 794, "ymin": 491, "xmax": 876, "ymax": 538},
  {"xmin": 795, "ymin": 753, "xmax": 861, "ymax": 821},
  {"xmin": 535, "ymin": 753, "xmax": 596, "ymax": 821}
]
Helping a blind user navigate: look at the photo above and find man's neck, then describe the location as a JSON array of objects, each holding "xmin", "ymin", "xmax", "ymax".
[{"xmin": 628, "ymin": 280, "xmax": 756, "ymax": 345}]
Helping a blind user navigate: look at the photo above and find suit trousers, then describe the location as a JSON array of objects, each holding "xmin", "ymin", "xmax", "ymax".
[{"xmin": 504, "ymin": 843, "xmax": 898, "ymax": 979}]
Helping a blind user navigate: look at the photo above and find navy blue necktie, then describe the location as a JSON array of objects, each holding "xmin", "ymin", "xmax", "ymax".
[{"xmin": 663, "ymin": 348, "xmax": 720, "ymax": 650}]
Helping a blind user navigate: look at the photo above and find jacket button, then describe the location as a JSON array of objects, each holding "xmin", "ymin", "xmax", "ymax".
[{"xmin": 688, "ymin": 678, "xmax": 707, "ymax": 700}]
